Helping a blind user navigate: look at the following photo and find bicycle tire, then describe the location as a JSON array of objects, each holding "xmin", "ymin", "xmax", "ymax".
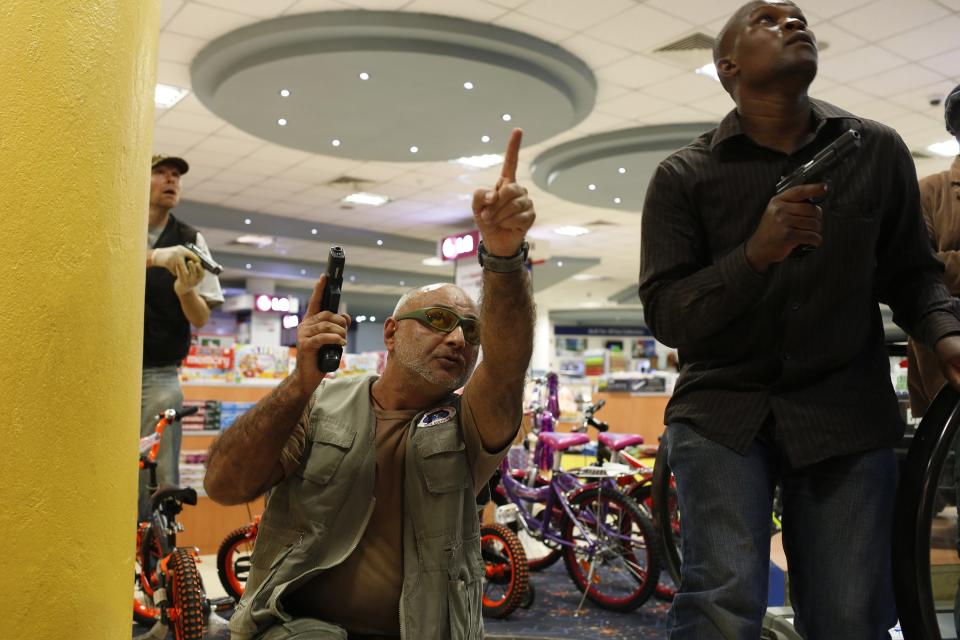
[
  {"xmin": 480, "ymin": 523, "xmax": 529, "ymax": 619},
  {"xmin": 169, "ymin": 547, "xmax": 206, "ymax": 640},
  {"xmin": 133, "ymin": 525, "xmax": 166, "ymax": 626},
  {"xmin": 561, "ymin": 487, "xmax": 661, "ymax": 611},
  {"xmin": 216, "ymin": 524, "xmax": 257, "ymax": 601},
  {"xmin": 629, "ymin": 483, "xmax": 679, "ymax": 602}
]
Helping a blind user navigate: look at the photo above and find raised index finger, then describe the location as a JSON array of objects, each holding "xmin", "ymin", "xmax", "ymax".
[
  {"xmin": 500, "ymin": 128, "xmax": 523, "ymax": 183},
  {"xmin": 305, "ymin": 274, "xmax": 328, "ymax": 317},
  {"xmin": 778, "ymin": 182, "xmax": 828, "ymax": 203}
]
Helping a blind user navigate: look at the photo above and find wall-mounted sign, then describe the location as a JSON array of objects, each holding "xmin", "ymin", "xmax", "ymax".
[
  {"xmin": 440, "ymin": 229, "xmax": 481, "ymax": 262},
  {"xmin": 254, "ymin": 294, "xmax": 300, "ymax": 313},
  {"xmin": 554, "ymin": 325, "xmax": 652, "ymax": 337}
]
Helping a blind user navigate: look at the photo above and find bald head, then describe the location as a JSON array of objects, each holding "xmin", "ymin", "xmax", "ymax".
[
  {"xmin": 713, "ymin": 0, "xmax": 802, "ymax": 95},
  {"xmin": 392, "ymin": 283, "xmax": 477, "ymax": 317}
]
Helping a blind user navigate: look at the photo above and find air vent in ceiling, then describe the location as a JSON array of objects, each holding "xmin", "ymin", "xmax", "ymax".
[
  {"xmin": 654, "ymin": 32, "xmax": 715, "ymax": 53},
  {"xmin": 584, "ymin": 219, "xmax": 617, "ymax": 226},
  {"xmin": 326, "ymin": 175, "xmax": 373, "ymax": 188}
]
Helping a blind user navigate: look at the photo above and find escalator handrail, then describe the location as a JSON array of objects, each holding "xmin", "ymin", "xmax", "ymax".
[{"xmin": 894, "ymin": 385, "xmax": 960, "ymax": 639}]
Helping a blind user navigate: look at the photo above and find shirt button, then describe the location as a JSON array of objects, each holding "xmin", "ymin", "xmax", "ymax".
[{"xmin": 783, "ymin": 352, "xmax": 792, "ymax": 360}]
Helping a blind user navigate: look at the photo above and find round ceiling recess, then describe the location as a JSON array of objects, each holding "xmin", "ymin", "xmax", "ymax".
[
  {"xmin": 191, "ymin": 11, "xmax": 596, "ymax": 162},
  {"xmin": 530, "ymin": 123, "xmax": 718, "ymax": 212}
]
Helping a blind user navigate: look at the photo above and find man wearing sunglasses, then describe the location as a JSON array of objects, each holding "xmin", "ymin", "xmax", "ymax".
[{"xmin": 206, "ymin": 129, "xmax": 536, "ymax": 640}]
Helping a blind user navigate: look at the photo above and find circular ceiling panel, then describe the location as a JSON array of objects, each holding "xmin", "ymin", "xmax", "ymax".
[
  {"xmin": 530, "ymin": 123, "xmax": 717, "ymax": 212},
  {"xmin": 191, "ymin": 11, "xmax": 596, "ymax": 162}
]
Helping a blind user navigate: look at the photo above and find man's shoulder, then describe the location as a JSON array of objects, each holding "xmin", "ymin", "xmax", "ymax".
[{"xmin": 656, "ymin": 131, "xmax": 715, "ymax": 176}]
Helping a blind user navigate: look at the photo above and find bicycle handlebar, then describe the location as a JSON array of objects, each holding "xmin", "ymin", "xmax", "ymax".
[{"xmin": 140, "ymin": 406, "xmax": 200, "ymax": 465}]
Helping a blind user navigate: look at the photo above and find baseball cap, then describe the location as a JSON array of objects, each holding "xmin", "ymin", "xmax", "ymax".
[
  {"xmin": 945, "ymin": 83, "xmax": 960, "ymax": 137},
  {"xmin": 151, "ymin": 154, "xmax": 189, "ymax": 175}
]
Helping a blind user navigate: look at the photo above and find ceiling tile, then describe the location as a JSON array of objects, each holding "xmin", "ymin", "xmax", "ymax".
[
  {"xmin": 887, "ymin": 80, "xmax": 960, "ymax": 112},
  {"xmin": 645, "ymin": 0, "xmax": 747, "ymax": 26},
  {"xmin": 403, "ymin": 0, "xmax": 508, "ymax": 21},
  {"xmin": 207, "ymin": 169, "xmax": 270, "ymax": 186},
  {"xmin": 161, "ymin": 0, "xmax": 185, "ymax": 27},
  {"xmin": 192, "ymin": 0, "xmax": 298, "ymax": 18},
  {"xmin": 883, "ymin": 112, "xmax": 944, "ymax": 137},
  {"xmin": 183, "ymin": 148, "xmax": 248, "ymax": 168},
  {"xmin": 198, "ymin": 134, "xmax": 264, "ymax": 156},
  {"xmin": 880, "ymin": 15, "xmax": 960, "ymax": 62},
  {"xmin": 155, "ymin": 60, "xmax": 191, "ymax": 88},
  {"xmin": 830, "ymin": 0, "xmax": 948, "ymax": 41},
  {"xmin": 812, "ymin": 85, "xmax": 877, "ymax": 108},
  {"xmin": 485, "ymin": 0, "xmax": 529, "ymax": 7},
  {"xmin": 164, "ymin": 2, "xmax": 259, "ymax": 39},
  {"xmin": 596, "ymin": 54, "xmax": 684, "ymax": 90},
  {"xmin": 687, "ymin": 92, "xmax": 735, "ymax": 117},
  {"xmin": 492, "ymin": 11, "xmax": 574, "ymax": 43},
  {"xmin": 282, "ymin": 0, "xmax": 353, "ymax": 14},
  {"xmin": 810, "ymin": 21, "xmax": 866, "ymax": 59},
  {"xmin": 919, "ymin": 47, "xmax": 960, "ymax": 78},
  {"xmin": 587, "ymin": 4, "xmax": 695, "ymax": 53},
  {"xmin": 169, "ymin": 93, "xmax": 215, "ymax": 117},
  {"xmin": 153, "ymin": 125, "xmax": 209, "ymax": 148},
  {"xmin": 795, "ymin": 0, "xmax": 873, "ymax": 20},
  {"xmin": 157, "ymin": 110, "xmax": 224, "ymax": 135},
  {"xmin": 517, "ymin": 0, "xmax": 634, "ymax": 31},
  {"xmin": 643, "ymin": 105, "xmax": 718, "ymax": 126},
  {"xmin": 817, "ymin": 45, "xmax": 906, "ymax": 84},
  {"xmin": 934, "ymin": 0, "xmax": 960, "ymax": 9},
  {"xmin": 642, "ymin": 73, "xmax": 725, "ymax": 104},
  {"xmin": 851, "ymin": 64, "xmax": 944, "ymax": 96},
  {"xmin": 158, "ymin": 31, "xmax": 207, "ymax": 64},
  {"xmin": 595, "ymin": 91, "xmax": 676, "ymax": 120},
  {"xmin": 560, "ymin": 34, "xmax": 633, "ymax": 68},
  {"xmin": 850, "ymin": 100, "xmax": 909, "ymax": 123},
  {"xmin": 341, "ymin": 0, "xmax": 416, "ymax": 9}
]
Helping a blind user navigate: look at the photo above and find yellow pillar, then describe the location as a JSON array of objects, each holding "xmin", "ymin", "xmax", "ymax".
[{"xmin": 0, "ymin": 1, "xmax": 159, "ymax": 638}]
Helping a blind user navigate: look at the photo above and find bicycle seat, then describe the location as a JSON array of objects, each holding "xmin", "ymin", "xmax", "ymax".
[
  {"xmin": 597, "ymin": 433, "xmax": 645, "ymax": 451},
  {"xmin": 538, "ymin": 431, "xmax": 590, "ymax": 451},
  {"xmin": 151, "ymin": 484, "xmax": 198, "ymax": 509}
]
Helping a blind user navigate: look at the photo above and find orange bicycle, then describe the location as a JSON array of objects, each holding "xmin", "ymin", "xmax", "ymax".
[
  {"xmin": 216, "ymin": 514, "xmax": 260, "ymax": 602},
  {"xmin": 133, "ymin": 406, "xmax": 207, "ymax": 640}
]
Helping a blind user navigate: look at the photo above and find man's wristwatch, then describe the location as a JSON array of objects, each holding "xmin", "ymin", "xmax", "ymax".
[{"xmin": 477, "ymin": 241, "xmax": 529, "ymax": 272}]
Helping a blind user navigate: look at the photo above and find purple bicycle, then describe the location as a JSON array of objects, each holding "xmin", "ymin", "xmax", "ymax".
[{"xmin": 491, "ymin": 374, "xmax": 661, "ymax": 612}]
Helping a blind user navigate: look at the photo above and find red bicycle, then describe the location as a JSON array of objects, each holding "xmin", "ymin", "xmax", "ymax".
[{"xmin": 216, "ymin": 514, "xmax": 260, "ymax": 602}]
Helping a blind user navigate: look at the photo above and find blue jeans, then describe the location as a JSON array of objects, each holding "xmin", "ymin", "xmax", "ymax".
[
  {"xmin": 138, "ymin": 366, "xmax": 183, "ymax": 523},
  {"xmin": 666, "ymin": 422, "xmax": 897, "ymax": 639}
]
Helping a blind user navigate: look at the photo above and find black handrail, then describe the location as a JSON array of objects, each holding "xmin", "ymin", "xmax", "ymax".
[{"xmin": 894, "ymin": 385, "xmax": 960, "ymax": 639}]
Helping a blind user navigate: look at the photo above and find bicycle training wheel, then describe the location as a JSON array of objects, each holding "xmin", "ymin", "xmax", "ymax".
[
  {"xmin": 217, "ymin": 524, "xmax": 257, "ymax": 601},
  {"xmin": 480, "ymin": 523, "xmax": 530, "ymax": 619},
  {"xmin": 562, "ymin": 487, "xmax": 661, "ymax": 611},
  {"xmin": 168, "ymin": 547, "xmax": 206, "ymax": 640}
]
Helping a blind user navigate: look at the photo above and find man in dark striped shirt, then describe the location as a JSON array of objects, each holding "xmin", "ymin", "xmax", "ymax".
[{"xmin": 638, "ymin": 1, "xmax": 960, "ymax": 637}]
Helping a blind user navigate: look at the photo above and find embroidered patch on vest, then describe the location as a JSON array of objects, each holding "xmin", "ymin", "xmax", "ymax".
[{"xmin": 418, "ymin": 405, "xmax": 457, "ymax": 427}]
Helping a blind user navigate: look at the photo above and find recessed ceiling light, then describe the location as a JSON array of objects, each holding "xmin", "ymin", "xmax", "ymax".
[
  {"xmin": 245, "ymin": 263, "xmax": 252, "ymax": 270},
  {"xmin": 356, "ymin": 315, "xmax": 367, "ymax": 323},
  {"xmin": 311, "ymin": 228, "xmax": 318, "ymax": 235},
  {"xmin": 695, "ymin": 63, "xmax": 720, "ymax": 82},
  {"xmin": 588, "ymin": 184, "xmax": 597, "ymax": 191},
  {"xmin": 579, "ymin": 301, "xmax": 603, "ymax": 308},
  {"xmin": 279, "ymin": 89, "xmax": 291, "ymax": 97},
  {"xmin": 359, "ymin": 72, "xmax": 370, "ymax": 80},
  {"xmin": 618, "ymin": 167, "xmax": 626, "ymax": 174},
  {"xmin": 399, "ymin": 280, "xmax": 405, "ymax": 286},
  {"xmin": 481, "ymin": 135, "xmax": 490, "ymax": 143},
  {"xmin": 502, "ymin": 114, "xmax": 512, "ymax": 122},
  {"xmin": 410, "ymin": 145, "xmax": 419, "ymax": 154},
  {"xmin": 155, "ymin": 83, "xmax": 189, "ymax": 109},
  {"xmin": 423, "ymin": 257, "xmax": 445, "ymax": 266},
  {"xmin": 349, "ymin": 275, "xmax": 356, "ymax": 282},
  {"xmin": 928, "ymin": 139, "xmax": 960, "ymax": 157},
  {"xmin": 370, "ymin": 315, "xmax": 376, "ymax": 322},
  {"xmin": 464, "ymin": 81, "xmax": 474, "ymax": 90},
  {"xmin": 277, "ymin": 118, "xmax": 288, "ymax": 126},
  {"xmin": 300, "ymin": 269, "xmax": 307, "ymax": 275},
  {"xmin": 555, "ymin": 226, "xmax": 590, "ymax": 237},
  {"xmin": 614, "ymin": 197, "xmax": 622, "ymax": 204},
  {"xmin": 377, "ymin": 239, "xmax": 384, "ymax": 246},
  {"xmin": 332, "ymin": 139, "xmax": 341, "ymax": 147},
  {"xmin": 235, "ymin": 234, "xmax": 273, "ymax": 247},
  {"xmin": 557, "ymin": 261, "xmax": 564, "ymax": 267},
  {"xmin": 573, "ymin": 273, "xmax": 606, "ymax": 281},
  {"xmin": 244, "ymin": 218, "xmax": 252, "ymax": 225},
  {"xmin": 453, "ymin": 153, "xmax": 503, "ymax": 169},
  {"xmin": 343, "ymin": 192, "xmax": 391, "ymax": 206}
]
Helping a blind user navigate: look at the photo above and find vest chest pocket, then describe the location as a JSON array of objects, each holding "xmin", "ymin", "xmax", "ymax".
[
  {"xmin": 417, "ymin": 425, "xmax": 470, "ymax": 494},
  {"xmin": 301, "ymin": 423, "xmax": 355, "ymax": 486}
]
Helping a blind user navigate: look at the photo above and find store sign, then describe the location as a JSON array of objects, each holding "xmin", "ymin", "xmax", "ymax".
[
  {"xmin": 183, "ymin": 345, "xmax": 234, "ymax": 370},
  {"xmin": 554, "ymin": 325, "xmax": 652, "ymax": 337},
  {"xmin": 254, "ymin": 294, "xmax": 299, "ymax": 313},
  {"xmin": 440, "ymin": 229, "xmax": 480, "ymax": 262}
]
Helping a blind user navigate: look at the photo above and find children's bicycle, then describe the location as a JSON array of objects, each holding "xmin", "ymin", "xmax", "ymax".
[
  {"xmin": 216, "ymin": 514, "xmax": 260, "ymax": 602},
  {"xmin": 133, "ymin": 406, "xmax": 208, "ymax": 640}
]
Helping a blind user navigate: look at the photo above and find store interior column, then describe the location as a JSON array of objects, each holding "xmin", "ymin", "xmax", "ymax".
[{"xmin": 0, "ymin": 2, "xmax": 160, "ymax": 638}]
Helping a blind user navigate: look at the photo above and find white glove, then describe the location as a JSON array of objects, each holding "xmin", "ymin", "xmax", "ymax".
[{"xmin": 151, "ymin": 245, "xmax": 200, "ymax": 276}]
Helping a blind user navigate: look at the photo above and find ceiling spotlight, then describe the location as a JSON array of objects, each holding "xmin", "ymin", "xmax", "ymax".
[
  {"xmin": 370, "ymin": 315, "xmax": 376, "ymax": 322},
  {"xmin": 332, "ymin": 139, "xmax": 341, "ymax": 147},
  {"xmin": 343, "ymin": 192, "xmax": 391, "ymax": 206},
  {"xmin": 555, "ymin": 226, "xmax": 590, "ymax": 237},
  {"xmin": 155, "ymin": 83, "xmax": 189, "ymax": 109},
  {"xmin": 356, "ymin": 315, "xmax": 367, "ymax": 323},
  {"xmin": 235, "ymin": 234, "xmax": 273, "ymax": 247},
  {"xmin": 695, "ymin": 63, "xmax": 720, "ymax": 82},
  {"xmin": 399, "ymin": 280, "xmax": 405, "ymax": 286},
  {"xmin": 377, "ymin": 239, "xmax": 384, "ymax": 246},
  {"xmin": 618, "ymin": 167, "xmax": 626, "ymax": 174},
  {"xmin": 481, "ymin": 135, "xmax": 490, "ymax": 143},
  {"xmin": 359, "ymin": 72, "xmax": 370, "ymax": 80},
  {"xmin": 614, "ymin": 197, "xmax": 622, "ymax": 204},
  {"xmin": 557, "ymin": 261, "xmax": 564, "ymax": 267},
  {"xmin": 464, "ymin": 81, "xmax": 474, "ymax": 90},
  {"xmin": 245, "ymin": 263, "xmax": 252, "ymax": 269},
  {"xmin": 349, "ymin": 275, "xmax": 356, "ymax": 282},
  {"xmin": 300, "ymin": 269, "xmax": 307, "ymax": 275},
  {"xmin": 501, "ymin": 114, "xmax": 512, "ymax": 122},
  {"xmin": 410, "ymin": 145, "xmax": 419, "ymax": 154},
  {"xmin": 423, "ymin": 257, "xmax": 444, "ymax": 266},
  {"xmin": 928, "ymin": 139, "xmax": 960, "ymax": 157},
  {"xmin": 279, "ymin": 89, "xmax": 291, "ymax": 97},
  {"xmin": 588, "ymin": 184, "xmax": 597, "ymax": 191},
  {"xmin": 453, "ymin": 154, "xmax": 503, "ymax": 169},
  {"xmin": 244, "ymin": 218, "xmax": 252, "ymax": 225},
  {"xmin": 277, "ymin": 118, "xmax": 288, "ymax": 126},
  {"xmin": 311, "ymin": 228, "xmax": 318, "ymax": 235}
]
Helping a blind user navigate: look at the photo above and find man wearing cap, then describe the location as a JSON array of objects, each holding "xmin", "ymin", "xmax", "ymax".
[
  {"xmin": 908, "ymin": 84, "xmax": 960, "ymax": 419},
  {"xmin": 139, "ymin": 154, "xmax": 224, "ymax": 522}
]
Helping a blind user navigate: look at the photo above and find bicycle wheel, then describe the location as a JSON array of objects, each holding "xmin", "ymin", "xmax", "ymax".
[
  {"xmin": 518, "ymin": 506, "xmax": 563, "ymax": 571},
  {"xmin": 480, "ymin": 523, "xmax": 529, "ymax": 619},
  {"xmin": 217, "ymin": 524, "xmax": 257, "ymax": 601},
  {"xmin": 629, "ymin": 483, "xmax": 679, "ymax": 602},
  {"xmin": 133, "ymin": 525, "xmax": 165, "ymax": 626},
  {"xmin": 562, "ymin": 487, "xmax": 660, "ymax": 611},
  {"xmin": 168, "ymin": 547, "xmax": 206, "ymax": 640}
]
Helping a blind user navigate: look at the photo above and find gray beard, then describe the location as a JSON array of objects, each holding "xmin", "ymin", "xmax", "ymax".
[{"xmin": 393, "ymin": 340, "xmax": 473, "ymax": 390}]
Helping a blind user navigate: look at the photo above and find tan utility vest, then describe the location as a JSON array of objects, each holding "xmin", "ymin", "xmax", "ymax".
[{"xmin": 228, "ymin": 374, "xmax": 484, "ymax": 640}]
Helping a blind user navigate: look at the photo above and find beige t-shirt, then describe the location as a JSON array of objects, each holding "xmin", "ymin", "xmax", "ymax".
[{"xmin": 279, "ymin": 384, "xmax": 511, "ymax": 634}]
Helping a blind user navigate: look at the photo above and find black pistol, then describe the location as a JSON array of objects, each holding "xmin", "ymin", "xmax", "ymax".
[
  {"xmin": 776, "ymin": 128, "xmax": 861, "ymax": 257},
  {"xmin": 317, "ymin": 246, "xmax": 346, "ymax": 373},
  {"xmin": 183, "ymin": 242, "xmax": 223, "ymax": 275}
]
